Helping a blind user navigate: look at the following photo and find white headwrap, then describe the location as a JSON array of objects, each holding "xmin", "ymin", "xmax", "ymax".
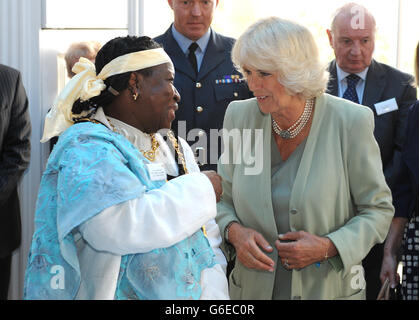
[{"xmin": 41, "ymin": 47, "xmax": 172, "ymax": 142}]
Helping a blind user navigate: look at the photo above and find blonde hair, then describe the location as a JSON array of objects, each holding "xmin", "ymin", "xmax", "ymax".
[{"xmin": 232, "ymin": 16, "xmax": 329, "ymax": 99}]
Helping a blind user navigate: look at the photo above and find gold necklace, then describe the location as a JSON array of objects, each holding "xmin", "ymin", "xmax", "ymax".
[
  {"xmin": 141, "ymin": 133, "xmax": 160, "ymax": 162},
  {"xmin": 78, "ymin": 117, "xmax": 160, "ymax": 162},
  {"xmin": 76, "ymin": 117, "xmax": 104, "ymax": 126},
  {"xmin": 166, "ymin": 130, "xmax": 188, "ymax": 174},
  {"xmin": 106, "ymin": 117, "xmax": 116, "ymax": 132}
]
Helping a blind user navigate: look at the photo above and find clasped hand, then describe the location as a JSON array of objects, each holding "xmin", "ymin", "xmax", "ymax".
[
  {"xmin": 275, "ymin": 231, "xmax": 330, "ymax": 270},
  {"xmin": 202, "ymin": 170, "xmax": 223, "ymax": 202},
  {"xmin": 229, "ymin": 224, "xmax": 331, "ymax": 271}
]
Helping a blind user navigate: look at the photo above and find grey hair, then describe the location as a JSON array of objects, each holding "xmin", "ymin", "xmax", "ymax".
[{"xmin": 232, "ymin": 16, "xmax": 329, "ymax": 99}]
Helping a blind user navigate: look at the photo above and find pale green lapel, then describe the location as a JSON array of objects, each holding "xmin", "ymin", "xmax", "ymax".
[
  {"xmin": 244, "ymin": 102, "xmax": 279, "ymax": 240},
  {"xmin": 289, "ymin": 95, "xmax": 327, "ymax": 210}
]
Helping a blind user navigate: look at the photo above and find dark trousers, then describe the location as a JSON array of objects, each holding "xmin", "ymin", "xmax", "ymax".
[
  {"xmin": 0, "ymin": 255, "xmax": 12, "ymax": 300},
  {"xmin": 363, "ymin": 243, "xmax": 384, "ymax": 300}
]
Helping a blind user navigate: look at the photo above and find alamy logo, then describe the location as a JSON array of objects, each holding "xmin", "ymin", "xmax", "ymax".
[
  {"xmin": 50, "ymin": 265, "xmax": 65, "ymax": 290},
  {"xmin": 350, "ymin": 265, "xmax": 366, "ymax": 290},
  {"xmin": 350, "ymin": 5, "xmax": 366, "ymax": 30},
  {"xmin": 219, "ymin": 128, "xmax": 264, "ymax": 176},
  {"xmin": 160, "ymin": 122, "xmax": 265, "ymax": 176}
]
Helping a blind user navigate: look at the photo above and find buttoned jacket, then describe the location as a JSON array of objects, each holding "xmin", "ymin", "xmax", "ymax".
[
  {"xmin": 216, "ymin": 94, "xmax": 394, "ymax": 299},
  {"xmin": 155, "ymin": 26, "xmax": 252, "ymax": 171},
  {"xmin": 0, "ymin": 64, "xmax": 31, "ymax": 257},
  {"xmin": 327, "ymin": 59, "xmax": 417, "ymax": 189},
  {"xmin": 393, "ymin": 101, "xmax": 419, "ymax": 219}
]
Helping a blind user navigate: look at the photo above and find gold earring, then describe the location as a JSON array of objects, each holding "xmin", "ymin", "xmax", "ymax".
[{"xmin": 131, "ymin": 87, "xmax": 139, "ymax": 101}]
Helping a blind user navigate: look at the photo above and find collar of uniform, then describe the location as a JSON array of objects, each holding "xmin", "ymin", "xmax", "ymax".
[
  {"xmin": 171, "ymin": 24, "xmax": 211, "ymax": 56},
  {"xmin": 336, "ymin": 64, "xmax": 369, "ymax": 84}
]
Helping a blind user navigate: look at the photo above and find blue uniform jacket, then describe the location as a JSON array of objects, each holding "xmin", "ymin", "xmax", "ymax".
[{"xmin": 155, "ymin": 26, "xmax": 252, "ymax": 171}]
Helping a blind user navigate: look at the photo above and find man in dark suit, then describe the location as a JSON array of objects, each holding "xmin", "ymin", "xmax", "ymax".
[
  {"xmin": 155, "ymin": 0, "xmax": 251, "ymax": 171},
  {"xmin": 0, "ymin": 64, "xmax": 31, "ymax": 299},
  {"xmin": 326, "ymin": 3, "xmax": 417, "ymax": 300}
]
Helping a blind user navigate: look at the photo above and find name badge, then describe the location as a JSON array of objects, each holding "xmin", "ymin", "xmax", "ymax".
[
  {"xmin": 146, "ymin": 163, "xmax": 167, "ymax": 181},
  {"xmin": 374, "ymin": 98, "xmax": 398, "ymax": 116}
]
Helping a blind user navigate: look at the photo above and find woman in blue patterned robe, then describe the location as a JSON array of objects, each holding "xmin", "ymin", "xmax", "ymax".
[{"xmin": 24, "ymin": 36, "xmax": 228, "ymax": 300}]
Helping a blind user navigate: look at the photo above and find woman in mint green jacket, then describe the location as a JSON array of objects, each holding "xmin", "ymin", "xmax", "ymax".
[{"xmin": 216, "ymin": 17, "xmax": 394, "ymax": 300}]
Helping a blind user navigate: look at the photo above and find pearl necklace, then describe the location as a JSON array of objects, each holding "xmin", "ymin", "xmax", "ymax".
[{"xmin": 272, "ymin": 98, "xmax": 314, "ymax": 139}]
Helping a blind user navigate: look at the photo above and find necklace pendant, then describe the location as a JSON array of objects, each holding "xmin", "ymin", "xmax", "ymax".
[
  {"xmin": 142, "ymin": 133, "xmax": 159, "ymax": 162},
  {"xmin": 272, "ymin": 98, "xmax": 314, "ymax": 140},
  {"xmin": 143, "ymin": 150, "xmax": 156, "ymax": 162},
  {"xmin": 279, "ymin": 130, "xmax": 291, "ymax": 139}
]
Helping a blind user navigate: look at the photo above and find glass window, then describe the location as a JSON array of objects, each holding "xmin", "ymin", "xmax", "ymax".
[
  {"xmin": 213, "ymin": 0, "xmax": 400, "ymax": 67},
  {"xmin": 399, "ymin": 0, "xmax": 419, "ymax": 76},
  {"xmin": 40, "ymin": 0, "xmax": 129, "ymax": 115},
  {"xmin": 144, "ymin": 0, "xmax": 417, "ymax": 76},
  {"xmin": 42, "ymin": 0, "xmax": 128, "ymax": 29}
]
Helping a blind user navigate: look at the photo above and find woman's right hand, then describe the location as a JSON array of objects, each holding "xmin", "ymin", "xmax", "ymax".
[
  {"xmin": 379, "ymin": 217, "xmax": 407, "ymax": 288},
  {"xmin": 228, "ymin": 222, "xmax": 275, "ymax": 272},
  {"xmin": 380, "ymin": 252, "xmax": 400, "ymax": 289}
]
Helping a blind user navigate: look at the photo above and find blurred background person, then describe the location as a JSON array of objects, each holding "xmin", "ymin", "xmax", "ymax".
[
  {"xmin": 380, "ymin": 41, "xmax": 419, "ymax": 301},
  {"xmin": 64, "ymin": 41, "xmax": 102, "ymax": 78},
  {"xmin": 216, "ymin": 16, "xmax": 393, "ymax": 300}
]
